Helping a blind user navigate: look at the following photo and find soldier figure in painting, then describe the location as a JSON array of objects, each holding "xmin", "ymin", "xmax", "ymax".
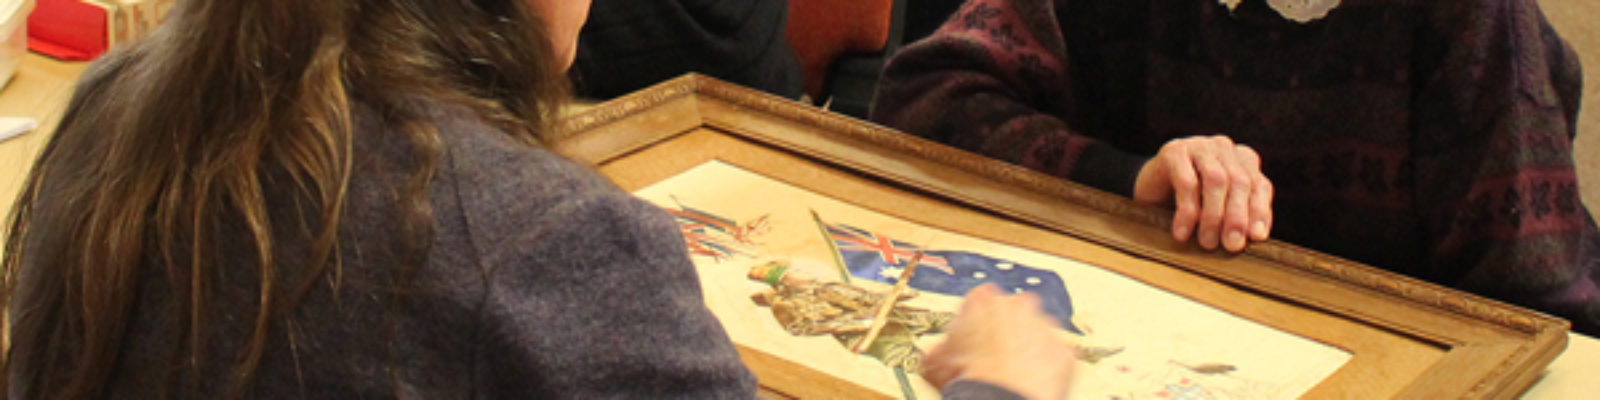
[{"xmin": 748, "ymin": 261, "xmax": 955, "ymax": 370}]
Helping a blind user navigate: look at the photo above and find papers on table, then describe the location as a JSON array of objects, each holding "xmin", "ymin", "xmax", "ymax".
[{"xmin": 0, "ymin": 116, "xmax": 36, "ymax": 142}]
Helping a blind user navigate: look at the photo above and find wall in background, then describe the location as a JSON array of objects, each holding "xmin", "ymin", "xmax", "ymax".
[{"xmin": 1540, "ymin": 0, "xmax": 1599, "ymax": 223}]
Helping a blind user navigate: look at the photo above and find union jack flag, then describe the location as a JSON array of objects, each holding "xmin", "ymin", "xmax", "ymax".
[
  {"xmin": 662, "ymin": 200, "xmax": 767, "ymax": 261},
  {"xmin": 826, "ymin": 223, "xmax": 954, "ymax": 275}
]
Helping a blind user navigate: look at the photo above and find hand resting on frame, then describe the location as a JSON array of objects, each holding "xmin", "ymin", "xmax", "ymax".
[{"xmin": 1133, "ymin": 135, "xmax": 1275, "ymax": 253}]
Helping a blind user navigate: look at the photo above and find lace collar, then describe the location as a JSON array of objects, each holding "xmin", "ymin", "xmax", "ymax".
[{"xmin": 1220, "ymin": 0, "xmax": 1341, "ymax": 23}]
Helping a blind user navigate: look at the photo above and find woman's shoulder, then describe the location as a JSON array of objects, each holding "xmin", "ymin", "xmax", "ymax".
[
  {"xmin": 433, "ymin": 110, "xmax": 621, "ymax": 206},
  {"xmin": 350, "ymin": 99, "xmax": 622, "ymax": 206},
  {"xmin": 391, "ymin": 101, "xmax": 665, "ymax": 236},
  {"xmin": 411, "ymin": 105, "xmax": 682, "ymax": 272}
]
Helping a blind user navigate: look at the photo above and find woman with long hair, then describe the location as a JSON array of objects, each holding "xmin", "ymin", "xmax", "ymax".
[
  {"xmin": 0, "ymin": 0, "xmax": 760, "ymax": 397},
  {"xmin": 1, "ymin": 0, "xmax": 1074, "ymax": 398}
]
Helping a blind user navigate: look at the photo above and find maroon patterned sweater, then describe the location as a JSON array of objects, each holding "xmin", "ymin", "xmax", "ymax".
[{"xmin": 871, "ymin": 0, "xmax": 1600, "ymax": 335}]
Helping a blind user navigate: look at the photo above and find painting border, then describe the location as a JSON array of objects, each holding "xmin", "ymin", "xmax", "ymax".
[{"xmin": 554, "ymin": 74, "xmax": 1568, "ymax": 399}]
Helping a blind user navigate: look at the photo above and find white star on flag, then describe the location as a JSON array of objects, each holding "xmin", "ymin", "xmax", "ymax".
[{"xmin": 879, "ymin": 266, "xmax": 905, "ymax": 280}]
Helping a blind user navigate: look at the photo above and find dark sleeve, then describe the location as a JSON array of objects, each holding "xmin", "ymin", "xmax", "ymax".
[
  {"xmin": 464, "ymin": 174, "xmax": 756, "ymax": 398},
  {"xmin": 571, "ymin": 0, "xmax": 803, "ymax": 99},
  {"xmin": 869, "ymin": 0, "xmax": 1147, "ymax": 196},
  {"xmin": 942, "ymin": 380, "xmax": 1026, "ymax": 400},
  {"xmin": 1411, "ymin": 0, "xmax": 1600, "ymax": 335}
]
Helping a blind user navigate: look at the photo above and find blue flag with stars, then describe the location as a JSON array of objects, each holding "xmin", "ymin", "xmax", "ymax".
[{"xmin": 824, "ymin": 222, "xmax": 1083, "ymax": 334}]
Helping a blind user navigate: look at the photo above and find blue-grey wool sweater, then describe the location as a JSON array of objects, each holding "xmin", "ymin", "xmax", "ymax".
[{"xmin": 76, "ymin": 96, "xmax": 1019, "ymax": 398}]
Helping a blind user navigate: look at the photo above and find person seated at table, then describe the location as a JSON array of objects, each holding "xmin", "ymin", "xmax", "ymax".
[
  {"xmin": 871, "ymin": 0, "xmax": 1600, "ymax": 335},
  {"xmin": 569, "ymin": 0, "xmax": 804, "ymax": 99},
  {"xmin": 0, "ymin": 0, "xmax": 1076, "ymax": 398}
]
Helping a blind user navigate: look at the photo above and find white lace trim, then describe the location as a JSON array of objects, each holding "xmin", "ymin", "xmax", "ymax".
[
  {"xmin": 1268, "ymin": 0, "xmax": 1341, "ymax": 23},
  {"xmin": 1218, "ymin": 0, "xmax": 1341, "ymax": 24}
]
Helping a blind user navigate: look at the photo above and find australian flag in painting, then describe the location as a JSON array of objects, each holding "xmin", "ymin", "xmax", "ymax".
[{"xmin": 825, "ymin": 222, "xmax": 1083, "ymax": 334}]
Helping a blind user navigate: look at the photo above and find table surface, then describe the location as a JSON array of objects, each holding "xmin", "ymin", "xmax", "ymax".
[{"xmin": 0, "ymin": 52, "xmax": 1593, "ymax": 398}]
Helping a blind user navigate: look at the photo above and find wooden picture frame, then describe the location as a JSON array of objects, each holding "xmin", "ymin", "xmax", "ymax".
[{"xmin": 553, "ymin": 74, "xmax": 1568, "ymax": 399}]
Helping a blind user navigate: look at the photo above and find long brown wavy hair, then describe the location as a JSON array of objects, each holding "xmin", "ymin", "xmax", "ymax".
[{"xmin": 0, "ymin": 0, "xmax": 569, "ymax": 398}]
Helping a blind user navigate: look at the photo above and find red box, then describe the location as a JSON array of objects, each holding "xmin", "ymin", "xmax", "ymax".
[{"xmin": 27, "ymin": 0, "xmax": 110, "ymax": 61}]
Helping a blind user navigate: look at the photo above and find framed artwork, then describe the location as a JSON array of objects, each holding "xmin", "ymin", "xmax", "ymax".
[{"xmin": 553, "ymin": 75, "xmax": 1567, "ymax": 399}]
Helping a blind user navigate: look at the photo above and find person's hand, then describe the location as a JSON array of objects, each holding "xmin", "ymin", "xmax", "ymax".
[
  {"xmin": 1133, "ymin": 135, "xmax": 1274, "ymax": 252},
  {"xmin": 922, "ymin": 284, "xmax": 1076, "ymax": 400}
]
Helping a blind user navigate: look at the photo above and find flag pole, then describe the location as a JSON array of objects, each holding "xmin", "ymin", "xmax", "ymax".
[
  {"xmin": 810, "ymin": 209, "xmax": 852, "ymax": 284},
  {"xmin": 852, "ymin": 252, "xmax": 922, "ymax": 354},
  {"xmin": 894, "ymin": 366, "xmax": 919, "ymax": 400}
]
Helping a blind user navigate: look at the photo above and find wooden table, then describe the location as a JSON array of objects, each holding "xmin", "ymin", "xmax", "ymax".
[
  {"xmin": 1525, "ymin": 332, "xmax": 1600, "ymax": 398},
  {"xmin": 0, "ymin": 52, "xmax": 1594, "ymax": 398},
  {"xmin": 0, "ymin": 53, "xmax": 83, "ymax": 226}
]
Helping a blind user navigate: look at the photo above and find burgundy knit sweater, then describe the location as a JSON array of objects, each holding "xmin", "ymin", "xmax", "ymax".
[{"xmin": 871, "ymin": 0, "xmax": 1600, "ymax": 335}]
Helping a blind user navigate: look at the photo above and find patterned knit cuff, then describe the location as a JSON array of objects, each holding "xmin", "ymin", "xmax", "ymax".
[{"xmin": 1070, "ymin": 143, "xmax": 1148, "ymax": 198}]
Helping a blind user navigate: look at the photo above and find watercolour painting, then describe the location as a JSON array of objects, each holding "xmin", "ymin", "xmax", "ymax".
[{"xmin": 632, "ymin": 160, "xmax": 1352, "ymax": 399}]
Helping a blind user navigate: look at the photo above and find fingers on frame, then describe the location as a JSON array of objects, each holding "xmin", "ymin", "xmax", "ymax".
[
  {"xmin": 1235, "ymin": 145, "xmax": 1274, "ymax": 240},
  {"xmin": 1193, "ymin": 143, "xmax": 1231, "ymax": 249},
  {"xmin": 1251, "ymin": 176, "xmax": 1274, "ymax": 237},
  {"xmin": 1221, "ymin": 145, "xmax": 1255, "ymax": 251},
  {"xmin": 1166, "ymin": 144, "xmax": 1201, "ymax": 242}
]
